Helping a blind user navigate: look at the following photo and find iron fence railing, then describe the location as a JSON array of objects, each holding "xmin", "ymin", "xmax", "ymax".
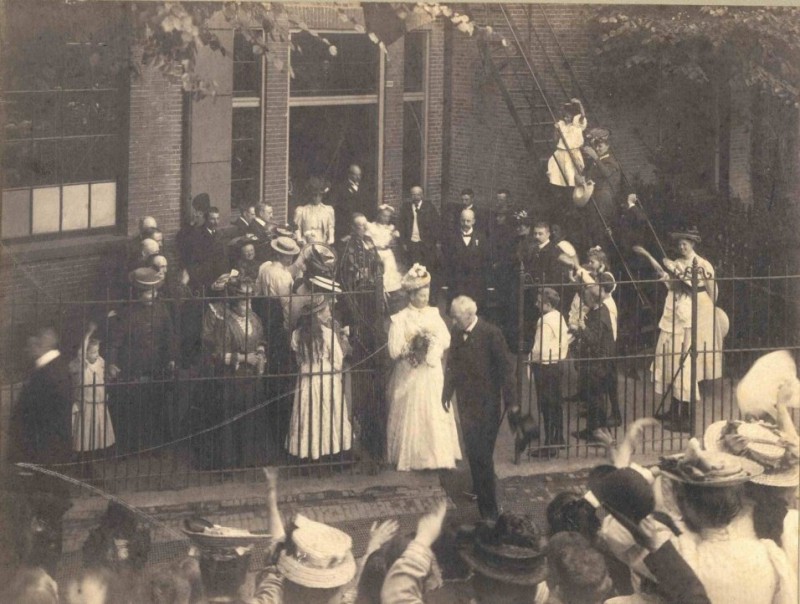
[
  {"xmin": 2, "ymin": 286, "xmax": 386, "ymax": 492},
  {"xmin": 512, "ymin": 261, "xmax": 800, "ymax": 463},
  {"xmin": 2, "ymin": 263, "xmax": 798, "ymax": 490}
]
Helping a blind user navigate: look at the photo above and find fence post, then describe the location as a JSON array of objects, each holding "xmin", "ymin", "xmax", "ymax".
[
  {"xmin": 689, "ymin": 258, "xmax": 699, "ymax": 437},
  {"xmin": 515, "ymin": 261, "xmax": 525, "ymax": 465}
]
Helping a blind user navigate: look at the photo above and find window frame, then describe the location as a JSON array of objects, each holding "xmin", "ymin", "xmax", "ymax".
[
  {"xmin": 0, "ymin": 3, "xmax": 130, "ymax": 243},
  {"xmin": 402, "ymin": 30, "xmax": 430, "ymax": 194}
]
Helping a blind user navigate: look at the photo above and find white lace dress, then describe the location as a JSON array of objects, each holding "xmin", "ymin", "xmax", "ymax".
[
  {"xmin": 367, "ymin": 222, "xmax": 403, "ymax": 293},
  {"xmin": 386, "ymin": 306, "xmax": 462, "ymax": 470}
]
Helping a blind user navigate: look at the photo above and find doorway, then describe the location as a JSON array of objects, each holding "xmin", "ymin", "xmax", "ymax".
[{"xmin": 288, "ymin": 104, "xmax": 378, "ymax": 216}]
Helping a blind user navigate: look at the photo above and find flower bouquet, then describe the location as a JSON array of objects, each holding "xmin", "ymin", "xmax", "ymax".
[{"xmin": 406, "ymin": 330, "xmax": 434, "ymax": 368}]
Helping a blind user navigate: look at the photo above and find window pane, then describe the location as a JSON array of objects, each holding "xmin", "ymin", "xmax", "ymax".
[
  {"xmin": 2, "ymin": 188, "xmax": 31, "ymax": 238},
  {"xmin": 62, "ymin": 183, "xmax": 89, "ymax": 230},
  {"xmin": 232, "ymin": 139, "xmax": 260, "ymax": 183},
  {"xmin": 403, "ymin": 102, "xmax": 424, "ymax": 194},
  {"xmin": 2, "ymin": 141, "xmax": 32, "ymax": 189},
  {"xmin": 234, "ymin": 31, "xmax": 263, "ymax": 98},
  {"xmin": 32, "ymin": 140, "xmax": 60, "ymax": 186},
  {"xmin": 91, "ymin": 136, "xmax": 119, "ymax": 182},
  {"xmin": 90, "ymin": 181, "xmax": 116, "ymax": 227},
  {"xmin": 2, "ymin": 93, "xmax": 34, "ymax": 140},
  {"xmin": 404, "ymin": 32, "xmax": 426, "ymax": 93},
  {"xmin": 232, "ymin": 107, "xmax": 260, "ymax": 142},
  {"xmin": 31, "ymin": 186, "xmax": 60, "ymax": 234},
  {"xmin": 60, "ymin": 138, "xmax": 93, "ymax": 184},
  {"xmin": 291, "ymin": 33, "xmax": 379, "ymax": 97},
  {"xmin": 231, "ymin": 179, "xmax": 259, "ymax": 209},
  {"xmin": 32, "ymin": 92, "xmax": 61, "ymax": 138}
]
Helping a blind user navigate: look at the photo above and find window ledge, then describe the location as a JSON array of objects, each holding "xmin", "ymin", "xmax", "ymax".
[{"xmin": 1, "ymin": 233, "xmax": 128, "ymax": 265}]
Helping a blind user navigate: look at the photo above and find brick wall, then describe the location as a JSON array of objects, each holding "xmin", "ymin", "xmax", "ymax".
[
  {"xmin": 382, "ymin": 37, "xmax": 405, "ymax": 208},
  {"xmin": 128, "ymin": 48, "xmax": 185, "ymax": 239},
  {"xmin": 446, "ymin": 4, "xmax": 656, "ymax": 213}
]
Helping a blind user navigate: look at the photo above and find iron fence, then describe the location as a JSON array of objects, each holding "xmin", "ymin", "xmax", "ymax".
[
  {"xmin": 511, "ymin": 261, "xmax": 800, "ymax": 463},
  {"xmin": 3, "ymin": 261, "xmax": 799, "ymax": 491},
  {"xmin": 2, "ymin": 284, "xmax": 387, "ymax": 492}
]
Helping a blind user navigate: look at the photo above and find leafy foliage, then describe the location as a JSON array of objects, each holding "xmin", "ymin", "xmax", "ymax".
[{"xmin": 590, "ymin": 5, "xmax": 800, "ymax": 108}]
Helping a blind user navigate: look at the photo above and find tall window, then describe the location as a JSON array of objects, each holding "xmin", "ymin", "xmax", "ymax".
[
  {"xmin": 231, "ymin": 31, "xmax": 264, "ymax": 211},
  {"xmin": 402, "ymin": 31, "xmax": 427, "ymax": 194},
  {"xmin": 1, "ymin": 1, "xmax": 129, "ymax": 240}
]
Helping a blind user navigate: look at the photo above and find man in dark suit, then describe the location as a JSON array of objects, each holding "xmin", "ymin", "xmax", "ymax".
[
  {"xmin": 443, "ymin": 297, "xmax": 516, "ymax": 520},
  {"xmin": 233, "ymin": 203, "xmax": 256, "ymax": 238},
  {"xmin": 398, "ymin": 185, "xmax": 441, "ymax": 287},
  {"xmin": 185, "ymin": 207, "xmax": 228, "ymax": 294},
  {"xmin": 445, "ymin": 188, "xmax": 489, "ymax": 233},
  {"xmin": 329, "ymin": 164, "xmax": 368, "ymax": 243},
  {"xmin": 8, "ymin": 327, "xmax": 74, "ymax": 575},
  {"xmin": 443, "ymin": 208, "xmax": 490, "ymax": 311}
]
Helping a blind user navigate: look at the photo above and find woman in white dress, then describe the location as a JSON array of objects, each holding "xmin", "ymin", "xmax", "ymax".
[
  {"xmin": 367, "ymin": 204, "xmax": 404, "ymax": 294},
  {"xmin": 386, "ymin": 264, "xmax": 462, "ymax": 471},
  {"xmin": 286, "ymin": 294, "xmax": 353, "ymax": 460},
  {"xmin": 293, "ymin": 177, "xmax": 335, "ymax": 245}
]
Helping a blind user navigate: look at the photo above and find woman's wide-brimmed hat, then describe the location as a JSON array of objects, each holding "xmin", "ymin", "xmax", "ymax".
[
  {"xmin": 277, "ymin": 514, "xmax": 357, "ymax": 589},
  {"xmin": 457, "ymin": 514, "xmax": 548, "ymax": 586},
  {"xmin": 669, "ymin": 226, "xmax": 702, "ymax": 244},
  {"xmin": 182, "ymin": 517, "xmax": 271, "ymax": 550},
  {"xmin": 130, "ymin": 267, "xmax": 164, "ymax": 290},
  {"xmin": 586, "ymin": 127, "xmax": 611, "ymax": 143},
  {"xmin": 377, "ymin": 203, "xmax": 395, "ymax": 215},
  {"xmin": 658, "ymin": 441, "xmax": 764, "ymax": 487},
  {"xmin": 704, "ymin": 420, "xmax": 799, "ymax": 488},
  {"xmin": 401, "ymin": 264, "xmax": 431, "ymax": 291},
  {"xmin": 271, "ymin": 236, "xmax": 300, "ymax": 257},
  {"xmin": 512, "ymin": 210, "xmax": 532, "ymax": 227},
  {"xmin": 735, "ymin": 350, "xmax": 800, "ymax": 419},
  {"xmin": 309, "ymin": 276, "xmax": 342, "ymax": 293}
]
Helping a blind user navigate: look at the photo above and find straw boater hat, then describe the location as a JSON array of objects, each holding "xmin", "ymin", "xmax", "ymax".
[
  {"xmin": 458, "ymin": 514, "xmax": 548, "ymax": 586},
  {"xmin": 401, "ymin": 264, "xmax": 431, "ymax": 291},
  {"xmin": 669, "ymin": 226, "xmax": 702, "ymax": 244},
  {"xmin": 129, "ymin": 267, "xmax": 164, "ymax": 290},
  {"xmin": 658, "ymin": 438, "xmax": 763, "ymax": 487},
  {"xmin": 277, "ymin": 514, "xmax": 357, "ymax": 589},
  {"xmin": 704, "ymin": 420, "xmax": 799, "ymax": 487},
  {"xmin": 309, "ymin": 276, "xmax": 342, "ymax": 293},
  {"xmin": 271, "ymin": 236, "xmax": 300, "ymax": 256}
]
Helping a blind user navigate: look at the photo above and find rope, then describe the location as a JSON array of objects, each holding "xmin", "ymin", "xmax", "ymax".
[
  {"xmin": 48, "ymin": 342, "xmax": 388, "ymax": 467},
  {"xmin": 14, "ymin": 463, "xmax": 187, "ymax": 541}
]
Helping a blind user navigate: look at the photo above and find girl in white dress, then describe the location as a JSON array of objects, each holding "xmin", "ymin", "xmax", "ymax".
[
  {"xmin": 547, "ymin": 99, "xmax": 587, "ymax": 188},
  {"xmin": 367, "ymin": 204, "xmax": 404, "ymax": 294},
  {"xmin": 287, "ymin": 295, "xmax": 353, "ymax": 460},
  {"xmin": 69, "ymin": 325, "xmax": 115, "ymax": 453},
  {"xmin": 386, "ymin": 264, "xmax": 462, "ymax": 471}
]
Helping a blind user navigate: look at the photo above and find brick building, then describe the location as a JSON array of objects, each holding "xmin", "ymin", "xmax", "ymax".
[{"xmin": 1, "ymin": 1, "xmax": 770, "ymax": 374}]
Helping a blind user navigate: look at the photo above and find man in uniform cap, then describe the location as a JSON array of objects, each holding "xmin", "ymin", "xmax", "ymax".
[
  {"xmin": 580, "ymin": 127, "xmax": 622, "ymax": 252},
  {"xmin": 106, "ymin": 268, "xmax": 177, "ymax": 451}
]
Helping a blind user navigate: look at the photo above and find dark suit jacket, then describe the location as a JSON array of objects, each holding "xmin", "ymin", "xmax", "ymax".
[
  {"xmin": 444, "ymin": 318, "xmax": 515, "ymax": 424},
  {"xmin": 586, "ymin": 154, "xmax": 622, "ymax": 221},
  {"xmin": 398, "ymin": 200, "xmax": 441, "ymax": 247},
  {"xmin": 575, "ymin": 304, "xmax": 615, "ymax": 378},
  {"xmin": 10, "ymin": 354, "xmax": 73, "ymax": 465},
  {"xmin": 443, "ymin": 229, "xmax": 490, "ymax": 304},
  {"xmin": 330, "ymin": 180, "xmax": 369, "ymax": 242},
  {"xmin": 186, "ymin": 228, "xmax": 228, "ymax": 292},
  {"xmin": 517, "ymin": 238, "xmax": 567, "ymax": 287},
  {"xmin": 233, "ymin": 217, "xmax": 254, "ymax": 238}
]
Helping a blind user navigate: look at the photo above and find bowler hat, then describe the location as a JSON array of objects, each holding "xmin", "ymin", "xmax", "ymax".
[
  {"xmin": 592, "ymin": 468, "xmax": 655, "ymax": 525},
  {"xmin": 458, "ymin": 514, "xmax": 548, "ymax": 586}
]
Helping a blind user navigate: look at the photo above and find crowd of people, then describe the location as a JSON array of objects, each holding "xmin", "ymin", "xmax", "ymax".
[{"xmin": 4, "ymin": 351, "xmax": 797, "ymax": 603}]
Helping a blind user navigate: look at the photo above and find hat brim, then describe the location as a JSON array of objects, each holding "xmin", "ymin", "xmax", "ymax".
[
  {"xmin": 457, "ymin": 544, "xmax": 547, "ymax": 586},
  {"xmin": 659, "ymin": 452, "xmax": 764, "ymax": 487},
  {"xmin": 182, "ymin": 529, "xmax": 271, "ymax": 549},
  {"xmin": 271, "ymin": 239, "xmax": 300, "ymax": 255},
  {"xmin": 704, "ymin": 420, "xmax": 799, "ymax": 488},
  {"xmin": 277, "ymin": 550, "xmax": 356, "ymax": 589},
  {"xmin": 309, "ymin": 276, "xmax": 342, "ymax": 293},
  {"xmin": 572, "ymin": 182, "xmax": 594, "ymax": 208},
  {"xmin": 669, "ymin": 232, "xmax": 702, "ymax": 244}
]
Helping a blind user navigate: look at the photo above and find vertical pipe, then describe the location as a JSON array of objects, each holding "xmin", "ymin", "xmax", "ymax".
[
  {"xmin": 689, "ymin": 260, "xmax": 699, "ymax": 437},
  {"xmin": 515, "ymin": 261, "xmax": 525, "ymax": 464}
]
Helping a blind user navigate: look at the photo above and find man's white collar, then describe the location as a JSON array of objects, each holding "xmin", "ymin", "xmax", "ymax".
[
  {"xmin": 464, "ymin": 316, "xmax": 478, "ymax": 333},
  {"xmin": 35, "ymin": 349, "xmax": 60, "ymax": 369}
]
